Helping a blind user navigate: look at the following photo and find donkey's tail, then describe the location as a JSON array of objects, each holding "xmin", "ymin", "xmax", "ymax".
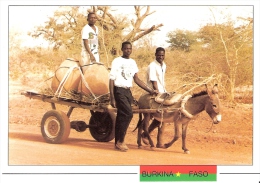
[{"xmin": 132, "ymin": 113, "xmax": 143, "ymax": 132}]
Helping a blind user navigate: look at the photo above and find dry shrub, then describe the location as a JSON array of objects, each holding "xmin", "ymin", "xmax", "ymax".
[
  {"xmin": 234, "ymin": 85, "xmax": 253, "ymax": 104},
  {"xmin": 9, "ymin": 44, "xmax": 252, "ymax": 105},
  {"xmin": 9, "ymin": 46, "xmax": 81, "ymax": 89}
]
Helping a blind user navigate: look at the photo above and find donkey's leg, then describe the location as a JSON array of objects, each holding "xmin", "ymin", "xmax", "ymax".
[
  {"xmin": 137, "ymin": 119, "xmax": 143, "ymax": 148},
  {"xmin": 164, "ymin": 122, "xmax": 181, "ymax": 148},
  {"xmin": 156, "ymin": 122, "xmax": 166, "ymax": 148},
  {"xmin": 182, "ymin": 122, "xmax": 190, "ymax": 154},
  {"xmin": 142, "ymin": 118, "xmax": 160, "ymax": 145},
  {"xmin": 143, "ymin": 114, "xmax": 155, "ymax": 148}
]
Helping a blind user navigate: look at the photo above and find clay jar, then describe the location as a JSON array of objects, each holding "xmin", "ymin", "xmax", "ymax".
[
  {"xmin": 78, "ymin": 63, "xmax": 109, "ymax": 96},
  {"xmin": 51, "ymin": 58, "xmax": 81, "ymax": 93}
]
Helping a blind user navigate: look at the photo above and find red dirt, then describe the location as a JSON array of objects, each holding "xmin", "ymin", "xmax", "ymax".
[{"xmin": 8, "ymin": 80, "xmax": 253, "ymax": 165}]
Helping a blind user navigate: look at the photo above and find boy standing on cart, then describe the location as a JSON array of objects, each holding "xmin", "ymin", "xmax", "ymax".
[
  {"xmin": 80, "ymin": 12, "xmax": 99, "ymax": 72},
  {"xmin": 109, "ymin": 41, "xmax": 158, "ymax": 152}
]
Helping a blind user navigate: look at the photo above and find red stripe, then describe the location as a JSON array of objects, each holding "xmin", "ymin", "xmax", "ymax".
[{"xmin": 140, "ymin": 165, "xmax": 216, "ymax": 174}]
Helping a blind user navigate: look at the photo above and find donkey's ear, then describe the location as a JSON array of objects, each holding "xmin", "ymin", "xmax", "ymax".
[
  {"xmin": 205, "ymin": 84, "xmax": 214, "ymax": 98},
  {"xmin": 205, "ymin": 84, "xmax": 210, "ymax": 91},
  {"xmin": 205, "ymin": 84, "xmax": 211, "ymax": 95},
  {"xmin": 212, "ymin": 84, "xmax": 218, "ymax": 94}
]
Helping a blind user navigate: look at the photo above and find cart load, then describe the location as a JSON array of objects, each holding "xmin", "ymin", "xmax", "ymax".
[
  {"xmin": 21, "ymin": 59, "xmax": 115, "ymax": 144},
  {"xmin": 78, "ymin": 63, "xmax": 109, "ymax": 95},
  {"xmin": 51, "ymin": 58, "xmax": 81, "ymax": 93},
  {"xmin": 49, "ymin": 58, "xmax": 110, "ymax": 104}
]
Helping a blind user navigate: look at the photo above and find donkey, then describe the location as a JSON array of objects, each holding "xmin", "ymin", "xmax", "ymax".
[{"xmin": 135, "ymin": 84, "xmax": 221, "ymax": 154}]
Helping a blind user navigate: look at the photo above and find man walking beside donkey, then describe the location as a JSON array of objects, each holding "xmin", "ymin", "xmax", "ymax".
[
  {"xmin": 109, "ymin": 41, "xmax": 158, "ymax": 152},
  {"xmin": 142, "ymin": 47, "xmax": 167, "ymax": 148}
]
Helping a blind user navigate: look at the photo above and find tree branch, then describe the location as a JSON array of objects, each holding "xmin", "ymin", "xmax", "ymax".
[
  {"xmin": 132, "ymin": 24, "xmax": 163, "ymax": 42},
  {"xmin": 125, "ymin": 6, "xmax": 158, "ymax": 41}
]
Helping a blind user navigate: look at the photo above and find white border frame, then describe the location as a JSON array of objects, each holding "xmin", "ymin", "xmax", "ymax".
[{"xmin": 1, "ymin": 1, "xmax": 259, "ymax": 182}]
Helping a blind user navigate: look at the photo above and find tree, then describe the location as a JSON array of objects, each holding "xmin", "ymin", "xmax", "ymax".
[
  {"xmin": 29, "ymin": 6, "xmax": 163, "ymax": 66},
  {"xmin": 29, "ymin": 6, "xmax": 85, "ymax": 54},
  {"xmin": 166, "ymin": 29, "xmax": 197, "ymax": 52},
  {"xmin": 198, "ymin": 8, "xmax": 253, "ymax": 102}
]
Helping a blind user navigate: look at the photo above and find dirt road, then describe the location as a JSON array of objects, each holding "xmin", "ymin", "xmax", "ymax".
[
  {"xmin": 8, "ymin": 122, "xmax": 251, "ymax": 165},
  {"xmin": 7, "ymin": 80, "xmax": 252, "ymax": 165}
]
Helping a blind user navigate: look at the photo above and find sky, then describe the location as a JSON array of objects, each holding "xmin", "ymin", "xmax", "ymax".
[
  {"xmin": 1, "ymin": 1, "xmax": 260, "ymax": 183},
  {"xmin": 8, "ymin": 5, "xmax": 253, "ymax": 47}
]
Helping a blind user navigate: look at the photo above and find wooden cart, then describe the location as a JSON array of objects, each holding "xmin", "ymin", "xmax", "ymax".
[
  {"xmin": 21, "ymin": 90, "xmax": 119, "ymax": 144},
  {"xmin": 21, "ymin": 89, "xmax": 174, "ymax": 144},
  {"xmin": 21, "ymin": 90, "xmax": 149, "ymax": 144}
]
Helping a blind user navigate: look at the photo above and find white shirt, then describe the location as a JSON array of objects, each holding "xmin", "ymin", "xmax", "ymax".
[
  {"xmin": 109, "ymin": 57, "xmax": 139, "ymax": 88},
  {"xmin": 146, "ymin": 60, "xmax": 166, "ymax": 93},
  {"xmin": 81, "ymin": 24, "xmax": 99, "ymax": 57}
]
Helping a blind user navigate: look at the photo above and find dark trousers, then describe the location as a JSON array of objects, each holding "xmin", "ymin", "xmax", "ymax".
[{"xmin": 114, "ymin": 87, "xmax": 133, "ymax": 145}]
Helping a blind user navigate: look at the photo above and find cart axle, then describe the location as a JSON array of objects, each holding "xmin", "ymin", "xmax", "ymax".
[{"xmin": 70, "ymin": 121, "xmax": 97, "ymax": 132}]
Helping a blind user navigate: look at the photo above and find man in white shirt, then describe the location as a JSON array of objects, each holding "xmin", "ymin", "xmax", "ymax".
[
  {"xmin": 109, "ymin": 41, "xmax": 157, "ymax": 152},
  {"xmin": 143, "ymin": 47, "xmax": 167, "ymax": 148},
  {"xmin": 80, "ymin": 12, "xmax": 99, "ymax": 72}
]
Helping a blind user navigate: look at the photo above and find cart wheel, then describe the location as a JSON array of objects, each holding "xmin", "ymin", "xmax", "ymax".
[
  {"xmin": 89, "ymin": 111, "xmax": 114, "ymax": 142},
  {"xmin": 41, "ymin": 110, "xmax": 70, "ymax": 144}
]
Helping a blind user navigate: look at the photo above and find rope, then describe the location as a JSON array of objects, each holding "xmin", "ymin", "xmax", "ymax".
[
  {"xmin": 54, "ymin": 66, "xmax": 78, "ymax": 98},
  {"xmin": 78, "ymin": 67, "xmax": 99, "ymax": 102},
  {"xmin": 205, "ymin": 121, "xmax": 214, "ymax": 133},
  {"xmin": 157, "ymin": 93, "xmax": 170, "ymax": 127},
  {"xmin": 53, "ymin": 66, "xmax": 99, "ymax": 103},
  {"xmin": 160, "ymin": 111, "xmax": 164, "ymax": 127}
]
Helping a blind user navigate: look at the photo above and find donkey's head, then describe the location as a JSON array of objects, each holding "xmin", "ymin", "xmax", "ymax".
[{"xmin": 205, "ymin": 84, "xmax": 222, "ymax": 124}]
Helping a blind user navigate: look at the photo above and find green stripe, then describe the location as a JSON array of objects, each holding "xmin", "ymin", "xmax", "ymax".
[{"xmin": 140, "ymin": 173, "xmax": 216, "ymax": 181}]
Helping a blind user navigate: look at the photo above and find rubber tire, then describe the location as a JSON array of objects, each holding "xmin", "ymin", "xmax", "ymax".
[
  {"xmin": 89, "ymin": 111, "xmax": 114, "ymax": 142},
  {"xmin": 41, "ymin": 110, "xmax": 70, "ymax": 144}
]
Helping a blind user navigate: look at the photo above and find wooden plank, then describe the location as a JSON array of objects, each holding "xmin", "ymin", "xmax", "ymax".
[
  {"xmin": 21, "ymin": 91, "xmax": 106, "ymax": 112},
  {"xmin": 105, "ymin": 107, "xmax": 178, "ymax": 114},
  {"xmin": 21, "ymin": 91, "xmax": 179, "ymax": 114}
]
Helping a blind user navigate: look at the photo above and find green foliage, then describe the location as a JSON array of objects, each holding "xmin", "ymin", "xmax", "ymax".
[
  {"xmin": 166, "ymin": 29, "xmax": 197, "ymax": 52},
  {"xmin": 30, "ymin": 7, "xmax": 84, "ymax": 55}
]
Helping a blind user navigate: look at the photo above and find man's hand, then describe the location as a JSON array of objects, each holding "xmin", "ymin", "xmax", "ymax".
[
  {"xmin": 90, "ymin": 54, "xmax": 96, "ymax": 62},
  {"xmin": 110, "ymin": 98, "xmax": 116, "ymax": 108},
  {"xmin": 149, "ymin": 89, "xmax": 158, "ymax": 96}
]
